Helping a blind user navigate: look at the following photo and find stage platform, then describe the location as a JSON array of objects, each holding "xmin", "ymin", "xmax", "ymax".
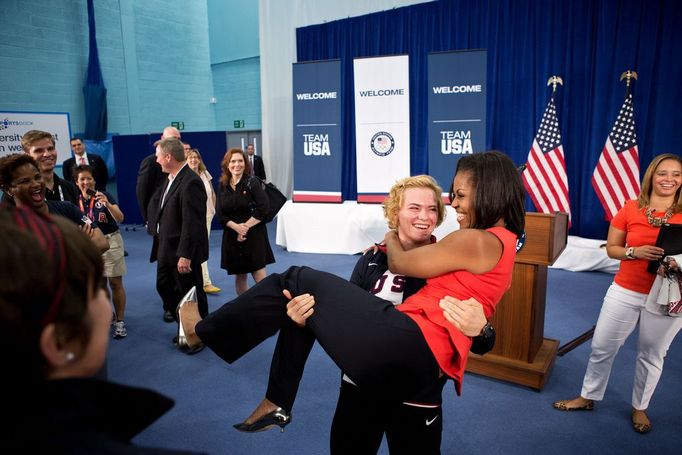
[{"xmin": 275, "ymin": 201, "xmax": 460, "ymax": 255}]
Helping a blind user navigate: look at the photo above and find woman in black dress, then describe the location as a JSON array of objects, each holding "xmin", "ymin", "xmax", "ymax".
[{"xmin": 217, "ymin": 148, "xmax": 275, "ymax": 295}]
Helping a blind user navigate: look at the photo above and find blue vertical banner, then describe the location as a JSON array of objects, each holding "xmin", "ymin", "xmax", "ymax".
[
  {"xmin": 292, "ymin": 60, "xmax": 343, "ymax": 202},
  {"xmin": 428, "ymin": 50, "xmax": 487, "ymax": 197}
]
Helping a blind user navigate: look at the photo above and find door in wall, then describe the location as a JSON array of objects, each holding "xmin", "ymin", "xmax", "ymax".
[{"xmin": 227, "ymin": 130, "xmax": 263, "ymax": 155}]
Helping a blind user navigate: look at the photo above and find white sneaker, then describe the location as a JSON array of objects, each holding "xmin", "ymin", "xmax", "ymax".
[{"xmin": 113, "ymin": 320, "xmax": 127, "ymax": 339}]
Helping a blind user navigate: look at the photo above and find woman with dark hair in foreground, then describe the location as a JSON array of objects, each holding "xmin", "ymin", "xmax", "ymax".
[
  {"xmin": 0, "ymin": 207, "xmax": 201, "ymax": 454},
  {"xmin": 178, "ymin": 151, "xmax": 525, "ymax": 437}
]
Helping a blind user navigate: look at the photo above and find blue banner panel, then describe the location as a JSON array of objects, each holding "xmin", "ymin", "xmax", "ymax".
[
  {"xmin": 427, "ymin": 50, "xmax": 487, "ymax": 198},
  {"xmin": 292, "ymin": 60, "xmax": 343, "ymax": 202}
]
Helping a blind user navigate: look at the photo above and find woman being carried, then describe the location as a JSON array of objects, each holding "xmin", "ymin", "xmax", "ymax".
[
  {"xmin": 237, "ymin": 175, "xmax": 495, "ymax": 455},
  {"xmin": 178, "ymin": 151, "xmax": 525, "ymax": 429}
]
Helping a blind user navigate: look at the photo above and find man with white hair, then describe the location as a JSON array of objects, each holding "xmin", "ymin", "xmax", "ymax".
[
  {"xmin": 136, "ymin": 126, "xmax": 184, "ymax": 323},
  {"xmin": 136, "ymin": 126, "xmax": 180, "ymax": 226}
]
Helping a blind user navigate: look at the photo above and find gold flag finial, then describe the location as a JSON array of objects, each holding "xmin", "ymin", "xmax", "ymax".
[
  {"xmin": 546, "ymin": 76, "xmax": 564, "ymax": 93},
  {"xmin": 620, "ymin": 70, "xmax": 638, "ymax": 88}
]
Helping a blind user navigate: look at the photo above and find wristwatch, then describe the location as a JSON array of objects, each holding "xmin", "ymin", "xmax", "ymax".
[
  {"xmin": 479, "ymin": 322, "xmax": 494, "ymax": 338},
  {"xmin": 625, "ymin": 246, "xmax": 636, "ymax": 260}
]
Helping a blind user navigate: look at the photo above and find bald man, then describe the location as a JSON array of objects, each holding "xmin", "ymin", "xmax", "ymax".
[
  {"xmin": 136, "ymin": 127, "xmax": 180, "ymax": 226},
  {"xmin": 136, "ymin": 127, "xmax": 185, "ymax": 322}
]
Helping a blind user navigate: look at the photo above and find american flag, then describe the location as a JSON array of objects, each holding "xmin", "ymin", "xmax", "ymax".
[
  {"xmin": 591, "ymin": 94, "xmax": 640, "ymax": 220},
  {"xmin": 522, "ymin": 98, "xmax": 571, "ymax": 222}
]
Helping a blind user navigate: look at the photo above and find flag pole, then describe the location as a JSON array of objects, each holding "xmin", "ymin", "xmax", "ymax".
[
  {"xmin": 522, "ymin": 76, "xmax": 571, "ymax": 222},
  {"xmin": 564, "ymin": 70, "xmax": 641, "ymax": 355}
]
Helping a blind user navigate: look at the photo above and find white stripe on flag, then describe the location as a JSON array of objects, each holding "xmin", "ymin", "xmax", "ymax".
[
  {"xmin": 593, "ymin": 140, "xmax": 640, "ymax": 219},
  {"xmin": 523, "ymin": 142, "xmax": 571, "ymax": 218}
]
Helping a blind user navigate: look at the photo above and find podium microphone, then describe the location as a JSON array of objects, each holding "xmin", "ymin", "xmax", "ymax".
[{"xmin": 517, "ymin": 163, "xmax": 527, "ymax": 172}]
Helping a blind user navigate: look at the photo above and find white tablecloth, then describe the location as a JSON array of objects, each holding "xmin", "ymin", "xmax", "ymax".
[
  {"xmin": 275, "ymin": 201, "xmax": 460, "ymax": 254},
  {"xmin": 549, "ymin": 236, "xmax": 619, "ymax": 273}
]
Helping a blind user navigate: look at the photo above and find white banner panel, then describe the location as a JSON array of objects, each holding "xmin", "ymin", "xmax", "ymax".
[
  {"xmin": 0, "ymin": 111, "xmax": 72, "ymax": 162},
  {"xmin": 354, "ymin": 55, "xmax": 410, "ymax": 202}
]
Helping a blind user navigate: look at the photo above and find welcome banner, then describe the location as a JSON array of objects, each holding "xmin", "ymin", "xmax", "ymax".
[
  {"xmin": 427, "ymin": 50, "xmax": 487, "ymax": 197},
  {"xmin": 0, "ymin": 111, "xmax": 72, "ymax": 161},
  {"xmin": 292, "ymin": 60, "xmax": 343, "ymax": 202},
  {"xmin": 354, "ymin": 55, "xmax": 410, "ymax": 203}
]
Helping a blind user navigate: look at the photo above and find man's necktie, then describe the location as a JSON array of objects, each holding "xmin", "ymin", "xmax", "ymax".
[{"xmin": 79, "ymin": 156, "xmax": 86, "ymax": 165}]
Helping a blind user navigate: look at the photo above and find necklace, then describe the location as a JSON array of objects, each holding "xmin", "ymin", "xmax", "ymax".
[{"xmin": 644, "ymin": 206, "xmax": 673, "ymax": 227}]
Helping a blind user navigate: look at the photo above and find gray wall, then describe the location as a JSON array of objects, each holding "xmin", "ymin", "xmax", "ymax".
[
  {"xmin": 208, "ymin": 0, "xmax": 261, "ymax": 131},
  {"xmin": 0, "ymin": 0, "xmax": 263, "ymax": 135}
]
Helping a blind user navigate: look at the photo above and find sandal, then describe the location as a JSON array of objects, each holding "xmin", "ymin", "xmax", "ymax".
[
  {"xmin": 631, "ymin": 409, "xmax": 652, "ymax": 434},
  {"xmin": 553, "ymin": 398, "xmax": 594, "ymax": 411}
]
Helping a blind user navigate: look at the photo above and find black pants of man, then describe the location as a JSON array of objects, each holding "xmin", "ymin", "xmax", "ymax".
[
  {"xmin": 157, "ymin": 260, "xmax": 208, "ymax": 319},
  {"xmin": 196, "ymin": 266, "xmax": 442, "ymax": 408}
]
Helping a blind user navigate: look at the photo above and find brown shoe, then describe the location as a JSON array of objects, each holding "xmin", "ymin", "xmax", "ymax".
[
  {"xmin": 631, "ymin": 409, "xmax": 651, "ymax": 433},
  {"xmin": 553, "ymin": 398, "xmax": 594, "ymax": 411}
]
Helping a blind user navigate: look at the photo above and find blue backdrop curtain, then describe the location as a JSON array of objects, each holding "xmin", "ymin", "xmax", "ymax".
[
  {"xmin": 83, "ymin": 0, "xmax": 108, "ymax": 140},
  {"xmin": 296, "ymin": 0, "xmax": 682, "ymax": 239}
]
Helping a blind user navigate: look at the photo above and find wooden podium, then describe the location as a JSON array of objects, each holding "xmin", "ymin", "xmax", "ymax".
[{"xmin": 466, "ymin": 212, "xmax": 568, "ymax": 390}]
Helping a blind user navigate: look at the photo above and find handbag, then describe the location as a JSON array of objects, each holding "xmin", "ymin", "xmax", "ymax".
[{"xmin": 248, "ymin": 176, "xmax": 287, "ymax": 223}]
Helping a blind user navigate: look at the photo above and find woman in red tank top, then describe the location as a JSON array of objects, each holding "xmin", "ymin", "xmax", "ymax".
[{"xmin": 177, "ymin": 151, "xmax": 526, "ymax": 441}]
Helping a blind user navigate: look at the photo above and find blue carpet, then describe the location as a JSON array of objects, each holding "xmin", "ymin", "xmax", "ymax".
[{"xmin": 108, "ymin": 223, "xmax": 682, "ymax": 454}]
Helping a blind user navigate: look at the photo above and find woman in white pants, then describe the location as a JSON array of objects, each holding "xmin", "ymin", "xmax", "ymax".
[
  {"xmin": 187, "ymin": 149, "xmax": 220, "ymax": 294},
  {"xmin": 553, "ymin": 153, "xmax": 682, "ymax": 433}
]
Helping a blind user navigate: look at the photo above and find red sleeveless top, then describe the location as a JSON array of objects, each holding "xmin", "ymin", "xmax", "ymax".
[{"xmin": 397, "ymin": 226, "xmax": 517, "ymax": 394}]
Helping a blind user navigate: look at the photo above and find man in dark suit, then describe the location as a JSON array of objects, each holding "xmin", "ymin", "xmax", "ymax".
[
  {"xmin": 62, "ymin": 138, "xmax": 109, "ymax": 190},
  {"xmin": 135, "ymin": 126, "xmax": 180, "ymax": 225},
  {"xmin": 246, "ymin": 143, "xmax": 266, "ymax": 180},
  {"xmin": 147, "ymin": 137, "xmax": 209, "ymax": 332}
]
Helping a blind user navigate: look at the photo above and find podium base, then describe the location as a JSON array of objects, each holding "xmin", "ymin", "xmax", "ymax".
[{"xmin": 465, "ymin": 338, "xmax": 559, "ymax": 390}]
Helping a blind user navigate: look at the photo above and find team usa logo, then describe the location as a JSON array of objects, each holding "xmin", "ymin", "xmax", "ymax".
[
  {"xmin": 303, "ymin": 133, "xmax": 331, "ymax": 156},
  {"xmin": 370, "ymin": 131, "xmax": 395, "ymax": 157},
  {"xmin": 440, "ymin": 130, "xmax": 473, "ymax": 155}
]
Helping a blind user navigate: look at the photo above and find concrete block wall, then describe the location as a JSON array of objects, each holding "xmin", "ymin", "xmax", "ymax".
[
  {"xmin": 212, "ymin": 56, "xmax": 261, "ymax": 131},
  {"xmin": 0, "ymin": 0, "xmax": 102, "ymax": 133},
  {"xmin": 0, "ymin": 0, "xmax": 217, "ymax": 135},
  {"xmin": 129, "ymin": 0, "xmax": 216, "ymax": 133}
]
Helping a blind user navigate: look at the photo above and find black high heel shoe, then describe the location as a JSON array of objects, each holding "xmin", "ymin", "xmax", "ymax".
[
  {"xmin": 176, "ymin": 287, "xmax": 204, "ymax": 355},
  {"xmin": 233, "ymin": 408, "xmax": 291, "ymax": 433}
]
